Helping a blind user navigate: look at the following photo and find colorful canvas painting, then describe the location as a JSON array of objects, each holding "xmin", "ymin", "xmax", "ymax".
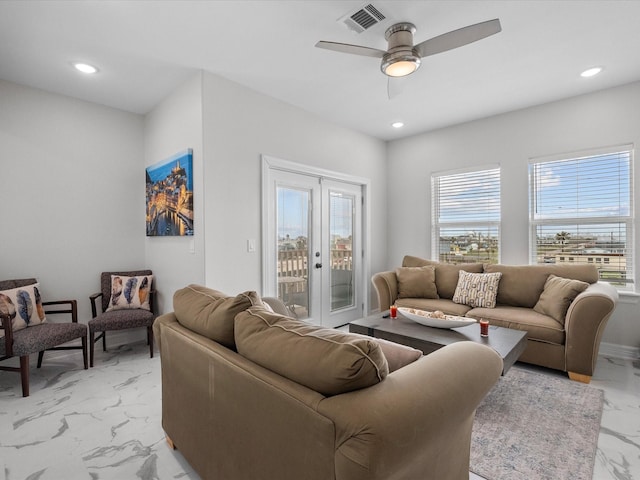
[{"xmin": 146, "ymin": 149, "xmax": 194, "ymax": 236}]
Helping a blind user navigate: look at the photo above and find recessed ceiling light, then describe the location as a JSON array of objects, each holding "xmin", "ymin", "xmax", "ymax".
[
  {"xmin": 580, "ymin": 67, "xmax": 603, "ymax": 78},
  {"xmin": 73, "ymin": 62, "xmax": 98, "ymax": 74},
  {"xmin": 392, "ymin": 121, "xmax": 404, "ymax": 128}
]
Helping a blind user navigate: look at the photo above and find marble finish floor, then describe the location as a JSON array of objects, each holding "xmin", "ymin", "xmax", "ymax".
[{"xmin": 1, "ymin": 342, "xmax": 638, "ymax": 480}]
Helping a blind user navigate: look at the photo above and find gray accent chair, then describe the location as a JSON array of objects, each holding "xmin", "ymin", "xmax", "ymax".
[
  {"xmin": 88, "ymin": 270, "xmax": 156, "ymax": 367},
  {"xmin": 0, "ymin": 278, "xmax": 88, "ymax": 397}
]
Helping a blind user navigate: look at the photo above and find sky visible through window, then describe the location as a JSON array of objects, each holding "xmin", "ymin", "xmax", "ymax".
[
  {"xmin": 436, "ymin": 169, "xmax": 500, "ymax": 224},
  {"xmin": 278, "ymin": 188, "xmax": 308, "ymax": 241},
  {"xmin": 531, "ymin": 151, "xmax": 631, "ymax": 242},
  {"xmin": 530, "ymin": 149, "xmax": 632, "ymax": 286},
  {"xmin": 433, "ymin": 167, "xmax": 501, "ymax": 263},
  {"xmin": 277, "ymin": 188, "xmax": 353, "ymax": 240}
]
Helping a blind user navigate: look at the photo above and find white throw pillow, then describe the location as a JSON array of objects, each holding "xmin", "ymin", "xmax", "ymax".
[
  {"xmin": 106, "ymin": 275, "xmax": 153, "ymax": 311},
  {"xmin": 0, "ymin": 283, "xmax": 47, "ymax": 337}
]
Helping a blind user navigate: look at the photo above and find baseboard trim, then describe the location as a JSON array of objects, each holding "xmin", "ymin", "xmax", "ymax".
[{"xmin": 599, "ymin": 341, "xmax": 640, "ymax": 360}]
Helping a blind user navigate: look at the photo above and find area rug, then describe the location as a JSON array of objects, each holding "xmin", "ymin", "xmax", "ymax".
[{"xmin": 470, "ymin": 366, "xmax": 604, "ymax": 480}]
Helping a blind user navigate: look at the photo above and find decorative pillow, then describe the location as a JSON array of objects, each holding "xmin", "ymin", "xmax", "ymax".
[
  {"xmin": 396, "ymin": 266, "xmax": 439, "ymax": 299},
  {"xmin": 0, "ymin": 283, "xmax": 46, "ymax": 338},
  {"xmin": 173, "ymin": 285, "xmax": 262, "ymax": 349},
  {"xmin": 402, "ymin": 256, "xmax": 484, "ymax": 299},
  {"xmin": 533, "ymin": 274, "xmax": 589, "ymax": 324},
  {"xmin": 452, "ymin": 271, "xmax": 502, "ymax": 308},
  {"xmin": 106, "ymin": 275, "xmax": 153, "ymax": 312},
  {"xmin": 234, "ymin": 307, "xmax": 388, "ymax": 396}
]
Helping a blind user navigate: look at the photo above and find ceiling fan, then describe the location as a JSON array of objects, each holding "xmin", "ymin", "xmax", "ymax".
[{"xmin": 316, "ymin": 18, "xmax": 501, "ymax": 78}]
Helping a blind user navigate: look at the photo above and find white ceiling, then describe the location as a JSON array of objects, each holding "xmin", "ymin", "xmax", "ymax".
[{"xmin": 1, "ymin": 1, "xmax": 639, "ymax": 141}]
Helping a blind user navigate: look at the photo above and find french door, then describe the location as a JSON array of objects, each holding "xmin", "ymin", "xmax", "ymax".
[{"xmin": 262, "ymin": 158, "xmax": 365, "ymax": 328}]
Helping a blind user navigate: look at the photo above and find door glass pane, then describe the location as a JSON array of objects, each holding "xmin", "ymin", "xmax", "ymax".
[
  {"xmin": 277, "ymin": 186, "xmax": 309, "ymax": 319},
  {"xmin": 329, "ymin": 191, "xmax": 355, "ymax": 311}
]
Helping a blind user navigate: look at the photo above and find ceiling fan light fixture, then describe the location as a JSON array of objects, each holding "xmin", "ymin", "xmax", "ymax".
[
  {"xmin": 381, "ymin": 52, "xmax": 421, "ymax": 77},
  {"xmin": 317, "ymin": 18, "xmax": 501, "ymax": 82}
]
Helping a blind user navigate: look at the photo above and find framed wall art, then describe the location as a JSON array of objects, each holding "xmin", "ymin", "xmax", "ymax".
[{"xmin": 146, "ymin": 149, "xmax": 194, "ymax": 236}]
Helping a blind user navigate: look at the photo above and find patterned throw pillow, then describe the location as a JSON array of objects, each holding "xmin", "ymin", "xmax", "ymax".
[
  {"xmin": 452, "ymin": 270, "xmax": 502, "ymax": 308},
  {"xmin": 0, "ymin": 283, "xmax": 47, "ymax": 338},
  {"xmin": 106, "ymin": 275, "xmax": 153, "ymax": 311}
]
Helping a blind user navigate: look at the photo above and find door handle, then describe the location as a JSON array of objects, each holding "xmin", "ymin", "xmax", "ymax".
[{"xmin": 315, "ymin": 263, "xmax": 323, "ymax": 269}]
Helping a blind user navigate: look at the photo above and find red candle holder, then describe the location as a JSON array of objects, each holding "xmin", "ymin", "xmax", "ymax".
[{"xmin": 480, "ymin": 319, "xmax": 489, "ymax": 337}]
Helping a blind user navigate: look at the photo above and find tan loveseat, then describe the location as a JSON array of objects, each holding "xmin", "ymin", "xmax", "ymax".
[
  {"xmin": 372, "ymin": 256, "xmax": 619, "ymax": 383},
  {"xmin": 154, "ymin": 284, "xmax": 503, "ymax": 480}
]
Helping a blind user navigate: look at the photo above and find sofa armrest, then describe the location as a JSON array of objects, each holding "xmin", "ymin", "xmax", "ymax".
[
  {"xmin": 262, "ymin": 296, "xmax": 294, "ymax": 317},
  {"xmin": 564, "ymin": 281, "xmax": 618, "ymax": 377},
  {"xmin": 317, "ymin": 341, "xmax": 502, "ymax": 480},
  {"xmin": 371, "ymin": 271, "xmax": 398, "ymax": 312},
  {"xmin": 153, "ymin": 312, "xmax": 179, "ymax": 354}
]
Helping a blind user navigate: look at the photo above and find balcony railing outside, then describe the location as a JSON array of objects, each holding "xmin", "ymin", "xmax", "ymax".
[{"xmin": 277, "ymin": 249, "xmax": 353, "ymax": 314}]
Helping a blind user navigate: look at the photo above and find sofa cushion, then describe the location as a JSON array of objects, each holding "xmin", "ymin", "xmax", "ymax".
[
  {"xmin": 173, "ymin": 285, "xmax": 262, "ymax": 349},
  {"xmin": 533, "ymin": 275, "xmax": 589, "ymax": 324},
  {"xmin": 483, "ymin": 264, "xmax": 597, "ymax": 308},
  {"xmin": 402, "ymin": 256, "xmax": 484, "ymax": 299},
  {"xmin": 466, "ymin": 306, "xmax": 565, "ymax": 345},
  {"xmin": 396, "ymin": 266, "xmax": 438, "ymax": 299},
  {"xmin": 452, "ymin": 271, "xmax": 502, "ymax": 308},
  {"xmin": 0, "ymin": 283, "xmax": 46, "ymax": 338},
  {"xmin": 234, "ymin": 307, "xmax": 388, "ymax": 396},
  {"xmin": 371, "ymin": 337, "xmax": 423, "ymax": 372},
  {"xmin": 106, "ymin": 274, "xmax": 153, "ymax": 312}
]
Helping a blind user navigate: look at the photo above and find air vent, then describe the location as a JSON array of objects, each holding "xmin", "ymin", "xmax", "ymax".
[{"xmin": 340, "ymin": 4, "xmax": 386, "ymax": 33}]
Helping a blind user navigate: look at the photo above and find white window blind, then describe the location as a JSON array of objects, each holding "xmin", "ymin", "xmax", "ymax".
[
  {"xmin": 432, "ymin": 167, "xmax": 501, "ymax": 264},
  {"xmin": 529, "ymin": 147, "xmax": 634, "ymax": 289}
]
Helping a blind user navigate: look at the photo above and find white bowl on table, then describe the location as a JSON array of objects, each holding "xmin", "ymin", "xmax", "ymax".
[{"xmin": 397, "ymin": 307, "xmax": 477, "ymax": 329}]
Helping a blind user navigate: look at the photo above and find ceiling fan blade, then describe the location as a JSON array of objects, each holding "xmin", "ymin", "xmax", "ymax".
[
  {"xmin": 415, "ymin": 18, "xmax": 501, "ymax": 58},
  {"xmin": 315, "ymin": 41, "xmax": 386, "ymax": 58}
]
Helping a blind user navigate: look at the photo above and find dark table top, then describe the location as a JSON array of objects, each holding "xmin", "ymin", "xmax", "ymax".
[{"xmin": 350, "ymin": 312, "xmax": 528, "ymax": 374}]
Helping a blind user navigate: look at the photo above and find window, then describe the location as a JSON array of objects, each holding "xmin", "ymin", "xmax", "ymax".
[
  {"xmin": 529, "ymin": 147, "xmax": 633, "ymax": 289},
  {"xmin": 432, "ymin": 166, "xmax": 501, "ymax": 264}
]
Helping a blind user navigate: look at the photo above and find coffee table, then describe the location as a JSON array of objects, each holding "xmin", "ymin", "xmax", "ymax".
[{"xmin": 349, "ymin": 312, "xmax": 527, "ymax": 375}]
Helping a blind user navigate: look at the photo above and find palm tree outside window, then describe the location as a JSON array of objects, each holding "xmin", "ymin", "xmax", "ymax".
[{"xmin": 529, "ymin": 146, "xmax": 634, "ymax": 289}]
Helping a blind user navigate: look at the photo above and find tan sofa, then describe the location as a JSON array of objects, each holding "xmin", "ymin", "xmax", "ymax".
[
  {"xmin": 154, "ymin": 284, "xmax": 503, "ymax": 480},
  {"xmin": 372, "ymin": 256, "xmax": 619, "ymax": 383}
]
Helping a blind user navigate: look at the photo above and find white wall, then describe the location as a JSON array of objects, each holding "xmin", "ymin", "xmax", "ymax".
[
  {"xmin": 0, "ymin": 79, "xmax": 144, "ymax": 323},
  {"xmin": 387, "ymin": 81, "xmax": 640, "ymax": 352},
  {"xmin": 201, "ymin": 72, "xmax": 387, "ymax": 307},
  {"xmin": 1, "ymin": 71, "xmax": 386, "ymax": 329},
  {"xmin": 144, "ymin": 72, "xmax": 205, "ymax": 314}
]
